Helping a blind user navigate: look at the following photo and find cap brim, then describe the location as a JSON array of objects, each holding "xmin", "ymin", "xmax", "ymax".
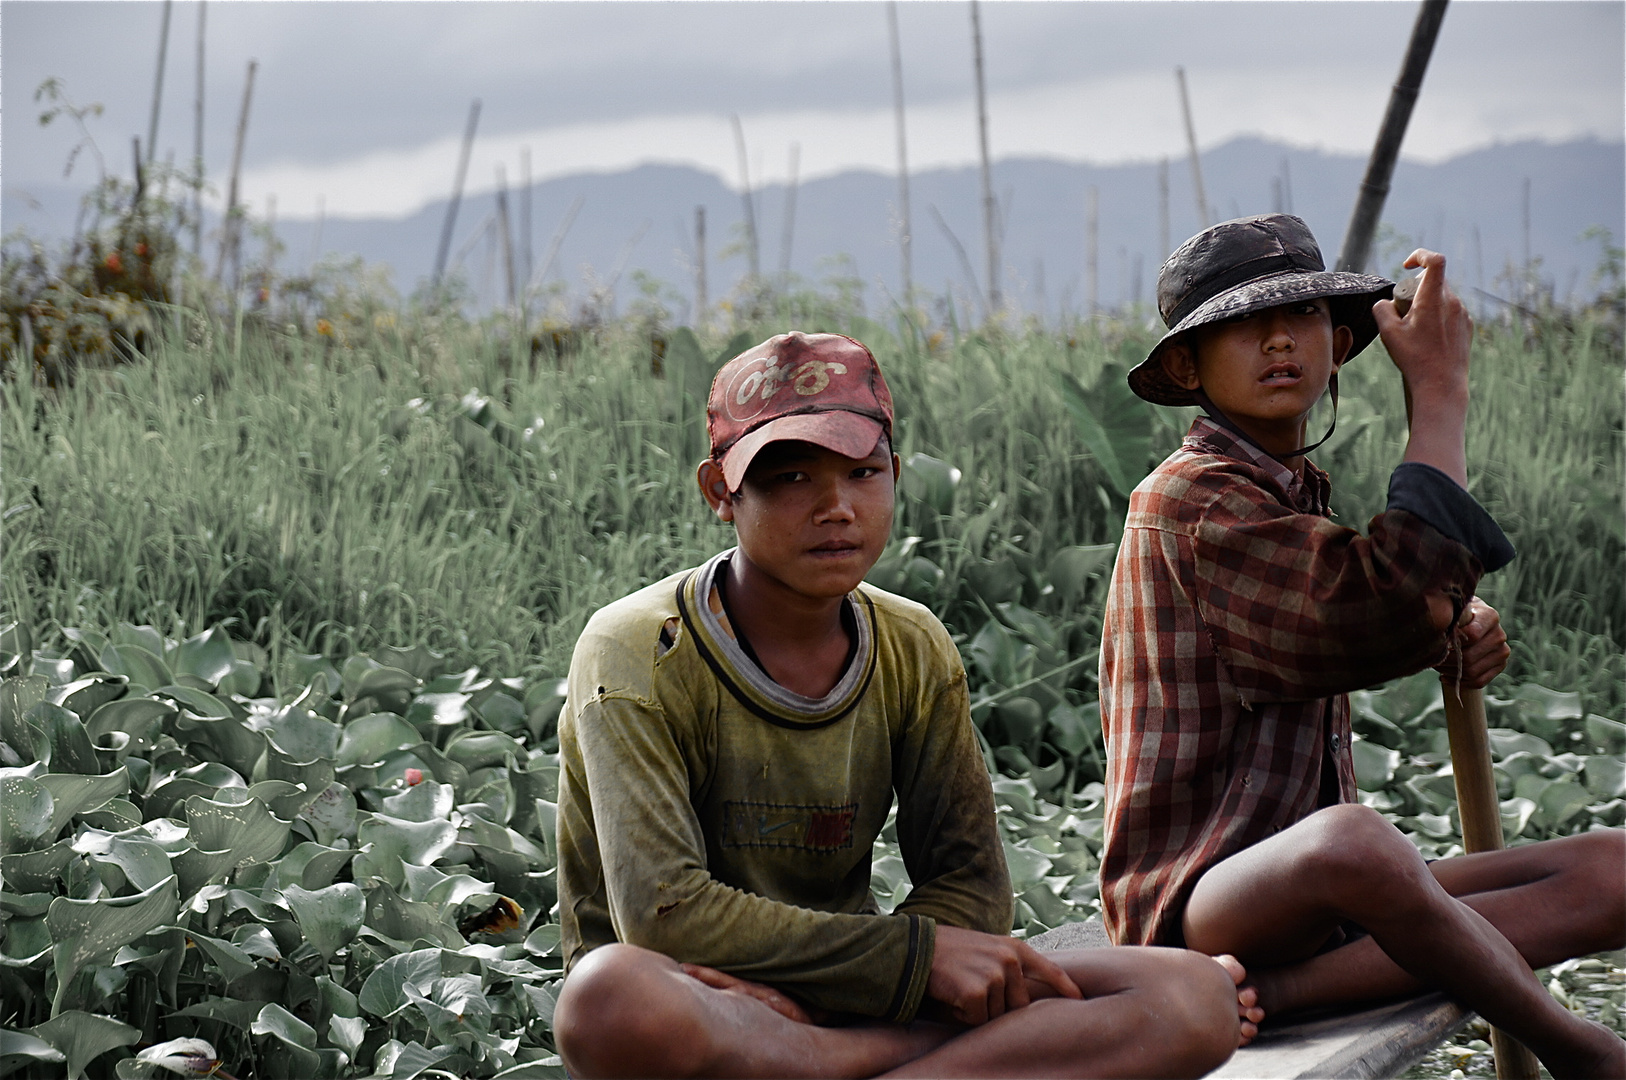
[
  {"xmin": 719, "ymin": 410, "xmax": 886, "ymax": 491},
  {"xmin": 1129, "ymin": 270, "xmax": 1393, "ymax": 406}
]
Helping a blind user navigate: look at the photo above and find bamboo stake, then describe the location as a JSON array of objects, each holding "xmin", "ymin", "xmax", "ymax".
[
  {"xmin": 495, "ymin": 164, "xmax": 517, "ymax": 312},
  {"xmin": 887, "ymin": 0, "xmax": 913, "ymax": 303},
  {"xmin": 779, "ymin": 142, "xmax": 800, "ymax": 281},
  {"xmin": 970, "ymin": 0, "xmax": 999, "ymax": 314},
  {"xmin": 191, "ymin": 0, "xmax": 205, "ymax": 258},
  {"xmin": 1086, "ymin": 186, "xmax": 1099, "ymax": 318},
  {"xmin": 216, "ymin": 58, "xmax": 257, "ymax": 290},
  {"xmin": 1174, "ymin": 66, "xmax": 1210, "ymax": 227},
  {"xmin": 694, "ymin": 205, "xmax": 708, "ymax": 327},
  {"xmin": 529, "ymin": 195, "xmax": 584, "ymax": 294},
  {"xmin": 1336, "ymin": 0, "xmax": 1449, "ymax": 272},
  {"xmin": 929, "ymin": 203, "xmax": 987, "ymax": 323},
  {"xmin": 730, "ymin": 115, "xmax": 759, "ymax": 284},
  {"xmin": 147, "ymin": 0, "xmax": 173, "ymax": 167},
  {"xmin": 1158, "ymin": 158, "xmax": 1170, "ymax": 261},
  {"xmin": 433, "ymin": 99, "xmax": 482, "ymax": 288},
  {"xmin": 1442, "ymin": 682, "xmax": 1543, "ymax": 1080}
]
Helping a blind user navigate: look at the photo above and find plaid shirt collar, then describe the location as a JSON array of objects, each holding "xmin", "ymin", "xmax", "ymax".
[{"xmin": 1183, "ymin": 415, "xmax": 1332, "ymax": 518}]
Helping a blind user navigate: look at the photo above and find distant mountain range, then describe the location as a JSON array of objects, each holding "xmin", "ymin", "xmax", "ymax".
[{"xmin": 6, "ymin": 137, "xmax": 1621, "ymax": 322}]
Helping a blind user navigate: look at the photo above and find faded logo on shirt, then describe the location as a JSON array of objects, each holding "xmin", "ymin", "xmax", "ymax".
[{"xmin": 721, "ymin": 800, "xmax": 858, "ymax": 852}]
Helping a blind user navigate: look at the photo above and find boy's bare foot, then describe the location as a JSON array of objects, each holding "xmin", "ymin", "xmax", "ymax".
[{"xmin": 1211, "ymin": 954, "xmax": 1264, "ymax": 1045}]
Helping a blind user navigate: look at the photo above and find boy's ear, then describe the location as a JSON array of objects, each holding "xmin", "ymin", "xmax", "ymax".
[
  {"xmin": 1161, "ymin": 341, "xmax": 1202, "ymax": 391},
  {"xmin": 1331, "ymin": 323, "xmax": 1355, "ymax": 372},
  {"xmin": 891, "ymin": 452, "xmax": 901, "ymax": 484},
  {"xmin": 696, "ymin": 459, "xmax": 735, "ymax": 523}
]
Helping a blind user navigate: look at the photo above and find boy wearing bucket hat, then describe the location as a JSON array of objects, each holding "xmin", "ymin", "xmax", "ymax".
[
  {"xmin": 1099, "ymin": 214, "xmax": 1625, "ymax": 1074},
  {"xmin": 552, "ymin": 331, "xmax": 1242, "ymax": 1078}
]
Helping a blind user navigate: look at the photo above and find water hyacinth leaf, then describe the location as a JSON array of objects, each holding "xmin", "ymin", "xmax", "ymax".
[
  {"xmin": 1059, "ymin": 368, "xmax": 1152, "ymax": 498},
  {"xmin": 901, "ymin": 453, "xmax": 961, "ymax": 515},
  {"xmin": 359, "ymin": 948, "xmax": 442, "ymax": 1017},
  {"xmin": 375, "ymin": 644, "xmax": 446, "ymax": 683},
  {"xmin": 275, "ymin": 842, "xmax": 355, "ymax": 891},
  {"xmin": 251, "ymin": 1001, "xmax": 317, "ymax": 1049},
  {"xmin": 1, "ymin": 675, "xmax": 50, "ymax": 728},
  {"xmin": 0, "ymin": 623, "xmax": 31, "ymax": 675},
  {"xmin": 48, "ymin": 874, "xmax": 179, "ymax": 1013},
  {"xmin": 172, "ymin": 628, "xmax": 235, "ymax": 688},
  {"xmin": 29, "ymin": 704, "xmax": 98, "ymax": 775},
  {"xmin": 183, "ymin": 931, "xmax": 257, "ymax": 985},
  {"xmin": 78, "ymin": 833, "xmax": 172, "ymax": 895},
  {"xmin": 328, "ymin": 1014, "xmax": 366, "ymax": 1060},
  {"xmin": 52, "ymin": 677, "xmax": 130, "ymax": 730},
  {"xmin": 1045, "ymin": 544, "xmax": 1117, "ymax": 600},
  {"xmin": 231, "ymin": 924, "xmax": 281, "ymax": 961},
  {"xmin": 1352, "ymin": 738, "xmax": 1402, "ymax": 791},
  {"xmin": 2, "ymin": 838, "xmax": 76, "ymax": 892},
  {"xmin": 0, "ymin": 1030, "xmax": 66, "ymax": 1072},
  {"xmin": 360, "ymin": 812, "xmax": 458, "ymax": 867},
  {"xmin": 523, "ymin": 679, "xmax": 568, "ymax": 743},
  {"xmin": 26, "ymin": 1009, "xmax": 139, "ymax": 1079},
  {"xmin": 405, "ymin": 692, "xmax": 470, "ymax": 734},
  {"xmin": 407, "ymin": 973, "xmax": 492, "ymax": 1042},
  {"xmin": 522, "ymin": 923, "xmax": 562, "ymax": 958},
  {"xmin": 267, "ymin": 703, "xmax": 341, "ymax": 761},
  {"xmin": 1486, "ymin": 728, "xmax": 1554, "ymax": 761},
  {"xmin": 157, "ymin": 685, "xmax": 234, "ymax": 722},
  {"xmin": 169, "ymin": 998, "xmax": 266, "ymax": 1030},
  {"xmin": 445, "ymin": 729, "xmax": 525, "ymax": 772},
  {"xmin": 382, "ymin": 780, "xmax": 455, "ymax": 823},
  {"xmin": 383, "ymin": 1041, "xmax": 462, "ymax": 1080},
  {"xmin": 1537, "ymin": 780, "xmax": 1593, "ymax": 829},
  {"xmin": 300, "ymin": 782, "xmax": 358, "ymax": 845},
  {"xmin": 282, "ymin": 883, "xmax": 364, "ymax": 960},
  {"xmin": 1586, "ymin": 714, "xmax": 1626, "ymax": 753},
  {"xmin": 38, "ymin": 768, "xmax": 130, "ymax": 837},
  {"xmin": 30, "ymin": 653, "xmax": 77, "ymax": 685},
  {"xmin": 365, "ymin": 883, "xmax": 465, "ymax": 948},
  {"xmin": 99, "ymin": 645, "xmax": 171, "ymax": 695},
  {"xmin": 111, "ymin": 625, "xmax": 167, "ymax": 660},
  {"xmin": 1, "ymin": 776, "xmax": 54, "ymax": 853},
  {"xmin": 336, "ymin": 712, "xmax": 422, "ymax": 769},
  {"xmin": 476, "ymin": 691, "xmax": 527, "ymax": 736},
  {"xmin": 260, "ymin": 741, "xmax": 335, "ymax": 818},
  {"xmin": 182, "ymin": 793, "xmax": 291, "ymax": 874},
  {"xmin": 1585, "ymin": 755, "xmax": 1626, "ymax": 800},
  {"xmin": 85, "ymin": 697, "xmax": 173, "ymax": 754},
  {"xmin": 353, "ymin": 664, "xmax": 420, "ymax": 702}
]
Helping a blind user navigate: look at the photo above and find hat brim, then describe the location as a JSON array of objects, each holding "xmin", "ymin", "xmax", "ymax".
[
  {"xmin": 718, "ymin": 410, "xmax": 887, "ymax": 491},
  {"xmin": 1129, "ymin": 269, "xmax": 1394, "ymax": 406}
]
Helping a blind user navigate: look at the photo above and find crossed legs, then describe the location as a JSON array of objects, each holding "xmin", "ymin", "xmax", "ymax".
[
  {"xmin": 554, "ymin": 941, "xmax": 1239, "ymax": 1079},
  {"xmin": 1184, "ymin": 808, "xmax": 1624, "ymax": 1078}
]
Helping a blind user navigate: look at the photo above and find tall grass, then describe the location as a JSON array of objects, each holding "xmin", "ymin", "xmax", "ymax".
[{"xmin": 3, "ymin": 301, "xmax": 1621, "ymax": 711}]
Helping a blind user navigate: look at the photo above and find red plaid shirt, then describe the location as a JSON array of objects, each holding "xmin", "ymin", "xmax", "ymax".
[{"xmin": 1099, "ymin": 417, "xmax": 1491, "ymax": 946}]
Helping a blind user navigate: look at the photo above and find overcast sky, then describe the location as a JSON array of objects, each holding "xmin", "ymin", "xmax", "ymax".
[{"xmin": 6, "ymin": 1, "xmax": 1622, "ymax": 221}]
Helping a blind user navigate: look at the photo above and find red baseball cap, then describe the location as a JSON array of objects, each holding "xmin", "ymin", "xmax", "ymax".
[{"xmin": 707, "ymin": 332, "xmax": 894, "ymax": 492}]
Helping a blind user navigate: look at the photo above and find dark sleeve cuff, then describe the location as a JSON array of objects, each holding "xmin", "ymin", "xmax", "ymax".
[{"xmin": 1387, "ymin": 462, "xmax": 1516, "ymax": 572}]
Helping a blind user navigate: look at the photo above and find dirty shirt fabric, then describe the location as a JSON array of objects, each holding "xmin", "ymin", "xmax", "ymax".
[
  {"xmin": 558, "ymin": 550, "xmax": 1012, "ymax": 1022},
  {"xmin": 1099, "ymin": 416, "xmax": 1514, "ymax": 947}
]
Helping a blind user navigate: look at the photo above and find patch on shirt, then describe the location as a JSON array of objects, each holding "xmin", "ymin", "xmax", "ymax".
[{"xmin": 721, "ymin": 800, "xmax": 858, "ymax": 852}]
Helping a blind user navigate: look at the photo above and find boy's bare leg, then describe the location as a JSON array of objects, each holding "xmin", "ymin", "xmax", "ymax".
[
  {"xmin": 556, "ymin": 942, "xmax": 1238, "ymax": 1079},
  {"xmin": 1183, "ymin": 805, "xmax": 1625, "ymax": 1079},
  {"xmin": 883, "ymin": 946, "xmax": 1238, "ymax": 1079},
  {"xmin": 1247, "ymin": 828, "xmax": 1626, "ymax": 1015}
]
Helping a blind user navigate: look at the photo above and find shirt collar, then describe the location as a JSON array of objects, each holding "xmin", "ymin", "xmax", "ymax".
[{"xmin": 1184, "ymin": 416, "xmax": 1332, "ymax": 516}]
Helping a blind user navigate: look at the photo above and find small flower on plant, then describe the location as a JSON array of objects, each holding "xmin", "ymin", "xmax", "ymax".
[
  {"xmin": 404, "ymin": 767, "xmax": 424, "ymax": 786},
  {"xmin": 135, "ymin": 242, "xmax": 150, "ymax": 257},
  {"xmin": 104, "ymin": 251, "xmax": 123, "ymax": 274},
  {"xmin": 138, "ymin": 1037, "xmax": 236, "ymax": 1078},
  {"xmin": 316, "ymin": 318, "xmax": 334, "ymax": 336}
]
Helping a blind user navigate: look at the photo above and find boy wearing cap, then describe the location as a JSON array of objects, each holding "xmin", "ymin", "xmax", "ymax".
[
  {"xmin": 1099, "ymin": 214, "xmax": 1625, "ymax": 1076},
  {"xmin": 552, "ymin": 331, "xmax": 1242, "ymax": 1078}
]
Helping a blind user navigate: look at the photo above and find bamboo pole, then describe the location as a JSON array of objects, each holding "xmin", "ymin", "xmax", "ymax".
[
  {"xmin": 216, "ymin": 58, "xmax": 257, "ymax": 289},
  {"xmin": 1175, "ymin": 66, "xmax": 1210, "ymax": 227},
  {"xmin": 730, "ymin": 115, "xmax": 760, "ymax": 284},
  {"xmin": 529, "ymin": 195, "xmax": 584, "ymax": 294},
  {"xmin": 191, "ymin": 0, "xmax": 205, "ymax": 258},
  {"xmin": 970, "ymin": 0, "xmax": 999, "ymax": 314},
  {"xmin": 1442, "ymin": 682, "xmax": 1543, "ymax": 1080},
  {"xmin": 1086, "ymin": 186, "xmax": 1099, "ymax": 319},
  {"xmin": 779, "ymin": 142, "xmax": 800, "ymax": 280},
  {"xmin": 1158, "ymin": 158, "xmax": 1170, "ymax": 262},
  {"xmin": 695, "ymin": 205, "xmax": 708, "ymax": 327},
  {"xmin": 495, "ymin": 164, "xmax": 517, "ymax": 312},
  {"xmin": 147, "ymin": 0, "xmax": 173, "ymax": 167},
  {"xmin": 433, "ymin": 99, "xmax": 482, "ymax": 288},
  {"xmin": 887, "ymin": 0, "xmax": 913, "ymax": 303},
  {"xmin": 1336, "ymin": 0, "xmax": 1449, "ymax": 273}
]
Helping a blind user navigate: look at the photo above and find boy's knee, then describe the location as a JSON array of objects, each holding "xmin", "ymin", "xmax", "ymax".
[
  {"xmin": 556, "ymin": 944, "xmax": 709, "ymax": 1079},
  {"xmin": 1300, "ymin": 804, "xmax": 1428, "ymax": 898},
  {"xmin": 1124, "ymin": 949, "xmax": 1238, "ymax": 1076}
]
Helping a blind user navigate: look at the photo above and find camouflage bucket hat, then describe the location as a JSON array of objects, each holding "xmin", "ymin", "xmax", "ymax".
[{"xmin": 1129, "ymin": 214, "xmax": 1394, "ymax": 406}]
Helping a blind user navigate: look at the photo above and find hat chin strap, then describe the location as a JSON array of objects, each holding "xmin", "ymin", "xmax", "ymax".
[{"xmin": 1191, "ymin": 374, "xmax": 1338, "ymax": 464}]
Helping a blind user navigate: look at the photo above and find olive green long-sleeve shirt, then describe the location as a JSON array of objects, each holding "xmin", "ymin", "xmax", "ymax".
[{"xmin": 558, "ymin": 549, "xmax": 1012, "ymax": 1022}]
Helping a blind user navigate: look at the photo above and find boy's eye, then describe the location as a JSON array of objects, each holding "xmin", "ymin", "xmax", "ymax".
[{"xmin": 851, "ymin": 466, "xmax": 881, "ymax": 480}]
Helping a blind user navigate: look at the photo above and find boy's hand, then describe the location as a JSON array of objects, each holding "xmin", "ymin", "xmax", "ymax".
[
  {"xmin": 1372, "ymin": 249, "xmax": 1473, "ymax": 487},
  {"xmin": 926, "ymin": 925, "xmax": 1082, "ymax": 1026},
  {"xmin": 679, "ymin": 963, "xmax": 815, "ymax": 1024},
  {"xmin": 1435, "ymin": 596, "xmax": 1510, "ymax": 689},
  {"xmin": 1372, "ymin": 249, "xmax": 1473, "ymax": 404}
]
